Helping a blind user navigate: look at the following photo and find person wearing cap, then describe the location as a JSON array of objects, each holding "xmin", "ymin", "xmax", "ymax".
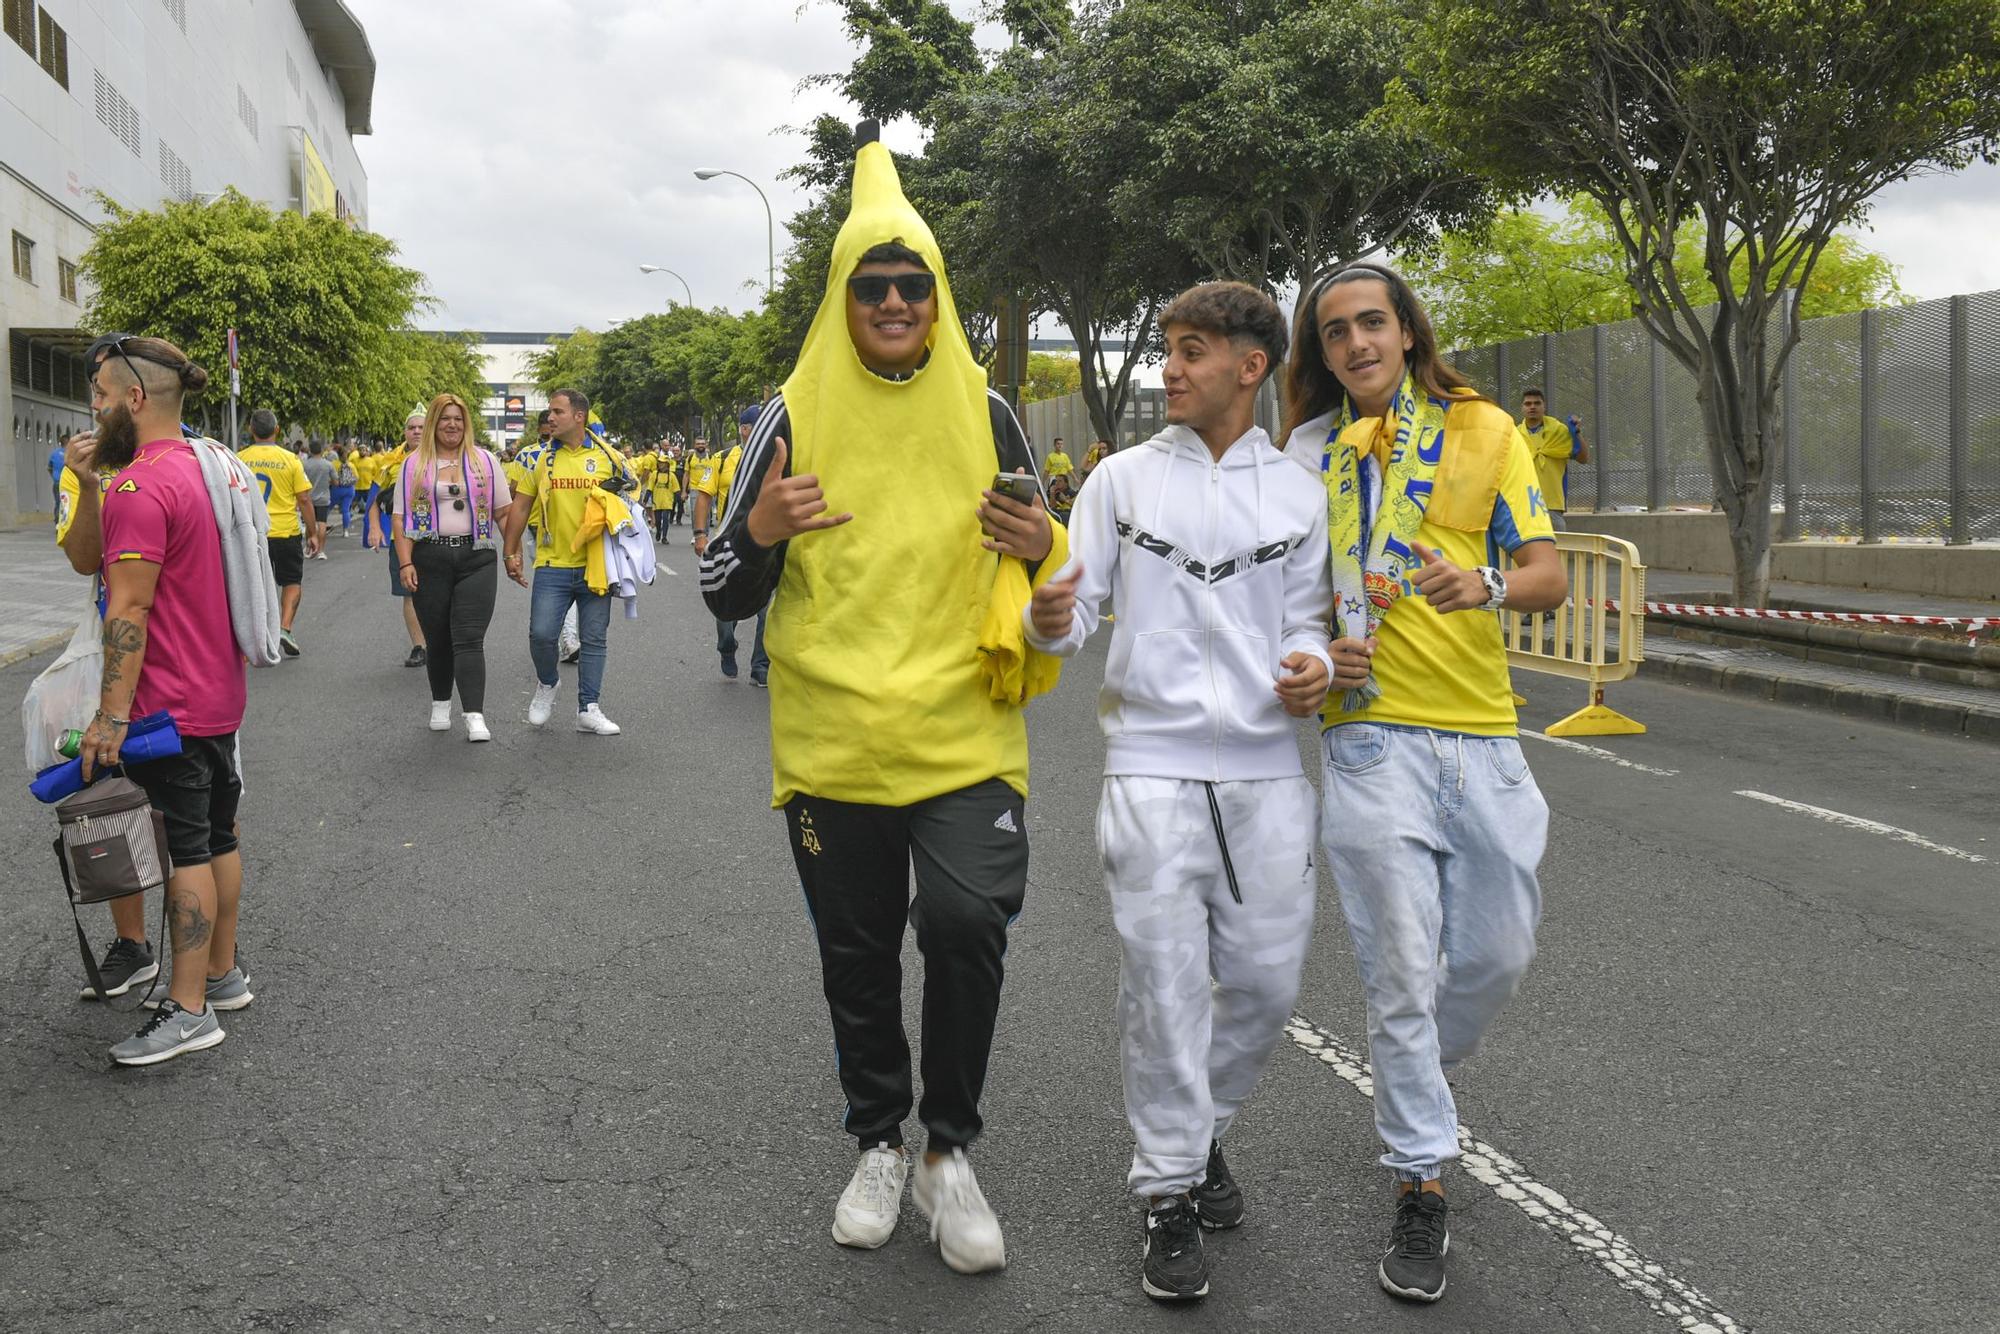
[
  {"xmin": 693, "ymin": 406, "xmax": 770, "ymax": 686},
  {"xmin": 700, "ymin": 122, "xmax": 1067, "ymax": 1277}
]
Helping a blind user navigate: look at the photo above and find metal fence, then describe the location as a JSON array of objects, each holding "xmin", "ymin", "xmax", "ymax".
[
  {"xmin": 1020, "ymin": 289, "xmax": 2000, "ymax": 544},
  {"xmin": 1446, "ymin": 290, "xmax": 2000, "ymax": 544}
]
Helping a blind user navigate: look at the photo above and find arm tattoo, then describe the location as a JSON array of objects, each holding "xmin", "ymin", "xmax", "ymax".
[{"xmin": 101, "ymin": 616, "xmax": 144, "ymax": 688}]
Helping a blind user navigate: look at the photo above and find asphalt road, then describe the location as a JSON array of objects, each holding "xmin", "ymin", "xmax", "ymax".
[{"xmin": 1, "ymin": 530, "xmax": 1993, "ymax": 1334}]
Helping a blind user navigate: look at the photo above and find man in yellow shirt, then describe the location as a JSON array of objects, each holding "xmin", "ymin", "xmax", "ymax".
[
  {"xmin": 1518, "ymin": 388, "xmax": 1587, "ymax": 530},
  {"xmin": 1281, "ymin": 261, "xmax": 1566, "ymax": 1306},
  {"xmin": 501, "ymin": 388, "xmax": 632, "ymax": 735},
  {"xmin": 239, "ymin": 409, "xmax": 320, "ymax": 657},
  {"xmin": 1043, "ymin": 438, "xmax": 1074, "ymax": 486}
]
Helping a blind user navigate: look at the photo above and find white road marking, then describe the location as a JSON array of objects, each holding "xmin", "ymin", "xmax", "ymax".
[
  {"xmin": 1523, "ymin": 730, "xmax": 1679, "ymax": 777},
  {"xmin": 658, "ymin": 563, "xmax": 678, "ymax": 578},
  {"xmin": 1285, "ymin": 1015, "xmax": 1749, "ymax": 1334},
  {"xmin": 1734, "ymin": 790, "xmax": 1989, "ymax": 865}
]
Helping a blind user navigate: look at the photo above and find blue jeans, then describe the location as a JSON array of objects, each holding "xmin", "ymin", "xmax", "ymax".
[
  {"xmin": 1319, "ymin": 724, "xmax": 1547, "ymax": 1182},
  {"xmin": 529, "ymin": 566, "xmax": 612, "ymax": 708},
  {"xmin": 717, "ymin": 606, "xmax": 769, "ymax": 675}
]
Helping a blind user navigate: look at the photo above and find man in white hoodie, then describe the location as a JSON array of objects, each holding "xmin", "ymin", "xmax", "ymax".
[{"xmin": 1026, "ymin": 281, "xmax": 1333, "ymax": 1303}]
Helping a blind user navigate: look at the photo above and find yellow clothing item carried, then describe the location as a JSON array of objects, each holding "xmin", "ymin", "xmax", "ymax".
[
  {"xmin": 767, "ymin": 134, "xmax": 1063, "ymax": 809},
  {"xmin": 571, "ymin": 489, "xmax": 634, "ymax": 594},
  {"xmin": 1323, "ymin": 402, "xmax": 1554, "ymax": 738},
  {"xmin": 1520, "ymin": 417, "xmax": 1577, "ymax": 512},
  {"xmin": 517, "ymin": 439, "xmax": 627, "ymax": 569},
  {"xmin": 55, "ymin": 466, "xmax": 113, "ymax": 545},
  {"xmin": 240, "ymin": 443, "xmax": 313, "ymax": 538},
  {"xmin": 977, "ymin": 526, "xmax": 1070, "ymax": 705}
]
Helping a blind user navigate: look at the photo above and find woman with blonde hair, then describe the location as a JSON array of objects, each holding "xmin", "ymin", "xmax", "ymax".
[{"xmin": 392, "ymin": 393, "xmax": 514, "ymax": 741}]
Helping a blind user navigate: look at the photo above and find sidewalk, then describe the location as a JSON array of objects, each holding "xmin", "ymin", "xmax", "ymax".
[
  {"xmin": 0, "ymin": 526, "xmax": 93, "ymax": 669},
  {"xmin": 1641, "ymin": 569, "xmax": 2000, "ymax": 619}
]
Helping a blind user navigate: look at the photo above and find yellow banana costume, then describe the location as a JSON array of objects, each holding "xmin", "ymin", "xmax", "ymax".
[{"xmin": 766, "ymin": 137, "xmax": 1066, "ymax": 808}]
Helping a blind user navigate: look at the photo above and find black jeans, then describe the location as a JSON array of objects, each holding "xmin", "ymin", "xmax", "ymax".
[
  {"xmin": 784, "ymin": 778, "xmax": 1029, "ymax": 1151},
  {"xmin": 409, "ymin": 541, "xmax": 498, "ymax": 712}
]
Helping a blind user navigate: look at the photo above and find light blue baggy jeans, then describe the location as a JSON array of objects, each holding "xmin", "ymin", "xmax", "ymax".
[{"xmin": 1319, "ymin": 723, "xmax": 1547, "ymax": 1182}]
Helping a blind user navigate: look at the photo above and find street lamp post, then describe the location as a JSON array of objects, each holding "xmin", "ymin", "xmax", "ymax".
[
  {"xmin": 637, "ymin": 263, "xmax": 694, "ymax": 306},
  {"xmin": 693, "ymin": 168, "xmax": 775, "ymax": 295}
]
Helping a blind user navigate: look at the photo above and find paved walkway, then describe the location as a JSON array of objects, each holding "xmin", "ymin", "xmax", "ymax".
[
  {"xmin": 0, "ymin": 526, "xmax": 94, "ymax": 668},
  {"xmin": 1644, "ymin": 568, "xmax": 1999, "ymax": 619}
]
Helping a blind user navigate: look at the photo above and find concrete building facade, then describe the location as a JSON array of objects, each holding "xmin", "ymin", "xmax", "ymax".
[{"xmin": 2, "ymin": 0, "xmax": 373, "ymax": 526}]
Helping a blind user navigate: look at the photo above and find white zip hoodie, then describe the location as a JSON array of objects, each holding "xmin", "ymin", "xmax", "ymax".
[{"xmin": 1022, "ymin": 423, "xmax": 1334, "ymax": 781}]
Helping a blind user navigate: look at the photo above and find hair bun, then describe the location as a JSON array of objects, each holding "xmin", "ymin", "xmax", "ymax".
[{"xmin": 178, "ymin": 361, "xmax": 211, "ymax": 395}]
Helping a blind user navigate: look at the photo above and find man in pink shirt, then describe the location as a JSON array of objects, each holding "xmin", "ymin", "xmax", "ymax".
[{"xmin": 74, "ymin": 334, "xmax": 252, "ymax": 1067}]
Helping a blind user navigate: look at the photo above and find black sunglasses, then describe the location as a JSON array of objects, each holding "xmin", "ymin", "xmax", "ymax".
[
  {"xmin": 85, "ymin": 333, "xmax": 152, "ymax": 400},
  {"xmin": 847, "ymin": 272, "xmax": 936, "ymax": 306}
]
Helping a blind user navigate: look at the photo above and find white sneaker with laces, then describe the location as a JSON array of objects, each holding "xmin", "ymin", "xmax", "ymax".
[
  {"xmin": 527, "ymin": 683, "xmax": 559, "ymax": 726},
  {"xmin": 429, "ymin": 700, "xmax": 452, "ymax": 731},
  {"xmin": 575, "ymin": 704, "xmax": 621, "ymax": 735},
  {"xmin": 832, "ymin": 1143, "xmax": 907, "ymax": 1249},
  {"xmin": 464, "ymin": 712, "xmax": 491, "ymax": 742},
  {"xmin": 914, "ymin": 1149, "xmax": 1006, "ymax": 1274}
]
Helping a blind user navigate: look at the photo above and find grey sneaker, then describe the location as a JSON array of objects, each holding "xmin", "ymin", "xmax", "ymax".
[
  {"xmin": 80, "ymin": 937, "xmax": 157, "ymax": 1000},
  {"xmin": 111, "ymin": 999, "xmax": 224, "ymax": 1066},
  {"xmin": 144, "ymin": 965, "xmax": 254, "ymax": 1012}
]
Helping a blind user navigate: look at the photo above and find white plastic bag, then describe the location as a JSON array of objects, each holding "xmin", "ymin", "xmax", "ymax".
[{"xmin": 22, "ymin": 599, "xmax": 102, "ymax": 774}]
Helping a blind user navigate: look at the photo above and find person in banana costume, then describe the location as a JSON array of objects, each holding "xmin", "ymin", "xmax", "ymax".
[{"xmin": 700, "ymin": 122, "xmax": 1069, "ymax": 1275}]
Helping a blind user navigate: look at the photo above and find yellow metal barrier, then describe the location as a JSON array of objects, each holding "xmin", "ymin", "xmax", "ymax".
[{"xmin": 1502, "ymin": 532, "xmax": 1647, "ymax": 736}]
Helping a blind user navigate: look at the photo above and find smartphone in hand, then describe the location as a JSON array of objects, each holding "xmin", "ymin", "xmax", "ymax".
[{"xmin": 990, "ymin": 472, "xmax": 1043, "ymax": 507}]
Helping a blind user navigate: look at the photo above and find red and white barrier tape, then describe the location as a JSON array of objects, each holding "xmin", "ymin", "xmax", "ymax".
[{"xmin": 1603, "ymin": 599, "xmax": 1997, "ymax": 640}]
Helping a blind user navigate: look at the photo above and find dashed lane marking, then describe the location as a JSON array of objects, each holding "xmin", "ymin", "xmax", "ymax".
[
  {"xmin": 1285, "ymin": 1014, "xmax": 1749, "ymax": 1334},
  {"xmin": 1522, "ymin": 730, "xmax": 1679, "ymax": 777},
  {"xmin": 1735, "ymin": 790, "xmax": 1989, "ymax": 865}
]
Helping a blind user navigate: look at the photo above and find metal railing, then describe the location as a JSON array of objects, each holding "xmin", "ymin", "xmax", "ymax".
[{"xmin": 1503, "ymin": 532, "xmax": 1649, "ymax": 736}]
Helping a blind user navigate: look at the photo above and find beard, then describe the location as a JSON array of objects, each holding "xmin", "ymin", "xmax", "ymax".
[{"xmin": 95, "ymin": 400, "xmax": 142, "ymax": 470}]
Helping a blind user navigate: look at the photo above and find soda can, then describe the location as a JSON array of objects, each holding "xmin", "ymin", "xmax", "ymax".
[{"xmin": 57, "ymin": 729, "xmax": 85, "ymax": 758}]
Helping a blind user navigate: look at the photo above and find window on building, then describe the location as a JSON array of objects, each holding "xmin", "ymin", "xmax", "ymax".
[
  {"xmin": 3, "ymin": 0, "xmax": 33, "ymax": 61},
  {"xmin": 160, "ymin": 0, "xmax": 186, "ymax": 35},
  {"xmin": 58, "ymin": 257, "xmax": 77, "ymax": 303},
  {"xmin": 11, "ymin": 232, "xmax": 33, "ymax": 284},
  {"xmin": 35, "ymin": 5, "xmax": 64, "ymax": 88},
  {"xmin": 237, "ymin": 85, "xmax": 259, "ymax": 140}
]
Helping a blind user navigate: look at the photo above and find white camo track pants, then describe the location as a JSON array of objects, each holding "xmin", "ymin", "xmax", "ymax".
[{"xmin": 1099, "ymin": 773, "xmax": 1318, "ymax": 1198}]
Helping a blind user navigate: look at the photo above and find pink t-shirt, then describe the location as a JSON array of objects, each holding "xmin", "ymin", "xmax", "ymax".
[{"xmin": 100, "ymin": 438, "xmax": 247, "ymax": 737}]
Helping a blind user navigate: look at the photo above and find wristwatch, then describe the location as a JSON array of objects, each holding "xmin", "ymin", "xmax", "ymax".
[{"xmin": 1475, "ymin": 565, "xmax": 1507, "ymax": 610}]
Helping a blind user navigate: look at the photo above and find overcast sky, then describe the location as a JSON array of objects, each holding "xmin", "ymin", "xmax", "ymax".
[{"xmin": 345, "ymin": 0, "xmax": 2000, "ymax": 336}]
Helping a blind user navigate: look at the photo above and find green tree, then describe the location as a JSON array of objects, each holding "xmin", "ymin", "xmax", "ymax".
[
  {"xmin": 525, "ymin": 328, "xmax": 602, "ymax": 404},
  {"xmin": 1109, "ymin": 0, "xmax": 1491, "ymax": 292},
  {"xmin": 1405, "ymin": 198, "xmax": 1909, "ymax": 351},
  {"xmin": 81, "ymin": 189, "xmax": 428, "ymax": 436},
  {"xmin": 1405, "ymin": 0, "xmax": 2000, "ymax": 606},
  {"xmin": 1020, "ymin": 352, "xmax": 1080, "ymax": 404}
]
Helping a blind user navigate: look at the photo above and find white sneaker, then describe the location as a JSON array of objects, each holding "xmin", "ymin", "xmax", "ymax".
[
  {"xmin": 575, "ymin": 704, "xmax": 621, "ymax": 736},
  {"xmin": 527, "ymin": 683, "xmax": 558, "ymax": 727},
  {"xmin": 832, "ymin": 1143, "xmax": 907, "ymax": 1249},
  {"xmin": 429, "ymin": 700, "xmax": 451, "ymax": 731},
  {"xmin": 464, "ymin": 712, "xmax": 491, "ymax": 743},
  {"xmin": 913, "ymin": 1149, "xmax": 1006, "ymax": 1274}
]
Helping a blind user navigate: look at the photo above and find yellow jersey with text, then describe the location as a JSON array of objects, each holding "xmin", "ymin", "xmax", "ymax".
[
  {"xmin": 1326, "ymin": 421, "xmax": 1555, "ymax": 737},
  {"xmin": 1521, "ymin": 417, "xmax": 1578, "ymax": 512},
  {"xmin": 516, "ymin": 440, "xmax": 628, "ymax": 569},
  {"xmin": 55, "ymin": 466, "xmax": 114, "ymax": 545},
  {"xmin": 240, "ymin": 443, "xmax": 314, "ymax": 538}
]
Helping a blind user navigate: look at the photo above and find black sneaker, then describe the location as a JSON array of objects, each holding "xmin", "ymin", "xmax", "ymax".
[
  {"xmin": 1379, "ymin": 1185, "xmax": 1449, "ymax": 1303},
  {"xmin": 80, "ymin": 937, "xmax": 156, "ymax": 1000},
  {"xmin": 720, "ymin": 653, "xmax": 738, "ymax": 679},
  {"xmin": 750, "ymin": 670, "xmax": 768, "ymax": 689},
  {"xmin": 1141, "ymin": 1195, "xmax": 1210, "ymax": 1302},
  {"xmin": 404, "ymin": 645, "xmax": 427, "ymax": 668},
  {"xmin": 1191, "ymin": 1141, "xmax": 1244, "ymax": 1230}
]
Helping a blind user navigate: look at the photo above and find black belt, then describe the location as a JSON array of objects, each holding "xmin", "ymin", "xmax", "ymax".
[{"xmin": 417, "ymin": 534, "xmax": 479, "ymax": 549}]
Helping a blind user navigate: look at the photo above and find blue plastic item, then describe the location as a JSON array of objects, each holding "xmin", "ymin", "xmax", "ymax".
[{"xmin": 30, "ymin": 712, "xmax": 183, "ymax": 804}]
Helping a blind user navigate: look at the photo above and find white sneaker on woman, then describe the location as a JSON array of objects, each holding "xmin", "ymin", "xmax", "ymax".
[
  {"xmin": 428, "ymin": 700, "xmax": 451, "ymax": 731},
  {"xmin": 832, "ymin": 1143, "xmax": 907, "ymax": 1249},
  {"xmin": 914, "ymin": 1149, "xmax": 1006, "ymax": 1274},
  {"xmin": 464, "ymin": 712, "xmax": 491, "ymax": 742}
]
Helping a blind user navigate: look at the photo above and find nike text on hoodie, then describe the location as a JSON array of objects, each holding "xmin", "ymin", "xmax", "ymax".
[{"xmin": 1021, "ymin": 423, "xmax": 1334, "ymax": 781}]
